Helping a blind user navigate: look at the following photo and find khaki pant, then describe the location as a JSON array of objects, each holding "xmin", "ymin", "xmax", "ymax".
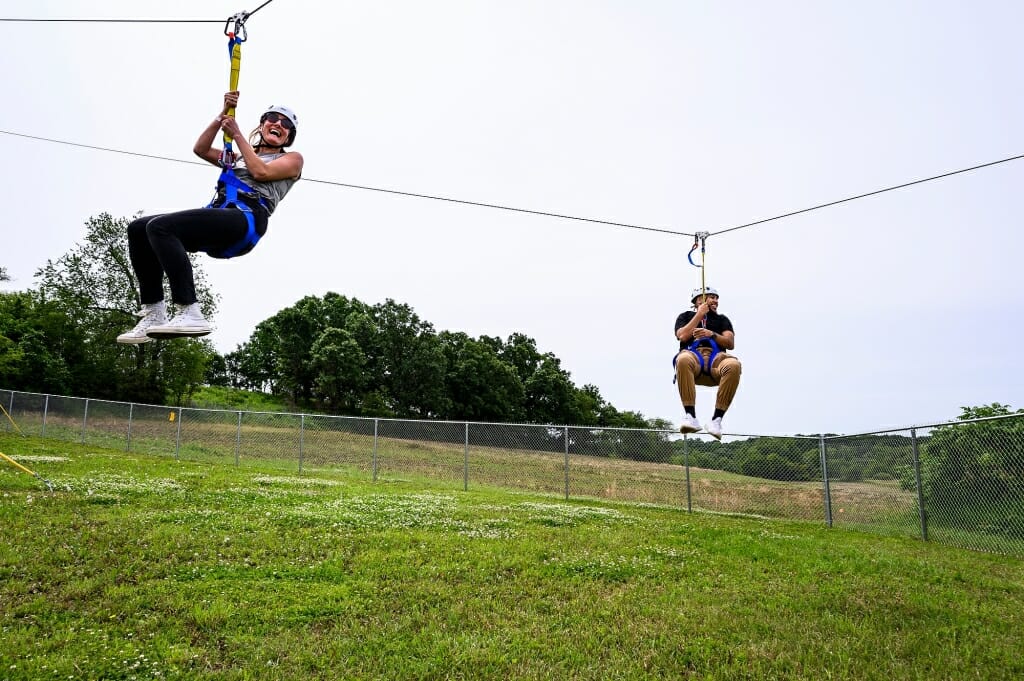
[{"xmin": 675, "ymin": 348, "xmax": 742, "ymax": 412}]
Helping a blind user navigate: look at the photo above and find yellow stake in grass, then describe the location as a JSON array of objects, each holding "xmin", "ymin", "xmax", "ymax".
[
  {"xmin": 0, "ymin": 450, "xmax": 54, "ymax": 491},
  {"xmin": 0, "ymin": 401, "xmax": 24, "ymax": 436},
  {"xmin": 0, "ymin": 402, "xmax": 54, "ymax": 490}
]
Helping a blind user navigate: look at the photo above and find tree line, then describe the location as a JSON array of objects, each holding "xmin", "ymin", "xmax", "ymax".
[
  {"xmin": 0, "ymin": 213, "xmax": 666, "ymax": 429},
  {"xmin": 214, "ymin": 292, "xmax": 661, "ymax": 427},
  {"xmin": 906, "ymin": 404, "xmax": 1024, "ymax": 539}
]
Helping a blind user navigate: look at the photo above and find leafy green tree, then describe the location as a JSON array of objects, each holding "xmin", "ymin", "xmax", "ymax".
[
  {"xmin": 310, "ymin": 327, "xmax": 367, "ymax": 412},
  {"xmin": 233, "ymin": 294, "xmax": 370, "ymax": 406},
  {"xmin": 30, "ymin": 213, "xmax": 219, "ymax": 402},
  {"xmin": 523, "ymin": 355, "xmax": 585, "ymax": 425},
  {"xmin": 921, "ymin": 401, "xmax": 1024, "ymax": 518},
  {"xmin": 0, "ymin": 291, "xmax": 83, "ymax": 394},
  {"xmin": 487, "ymin": 333, "xmax": 542, "ymax": 387},
  {"xmin": 226, "ymin": 294, "xmax": 660, "ymax": 429},
  {"xmin": 226, "ymin": 294, "xmax": 447, "ymax": 417},
  {"xmin": 264, "ymin": 296, "xmax": 331, "ymax": 405},
  {"xmin": 573, "ymin": 384, "xmax": 658, "ymax": 429},
  {"xmin": 203, "ymin": 352, "xmax": 231, "ymax": 388},
  {"xmin": 363, "ymin": 299, "xmax": 447, "ymax": 417},
  {"xmin": 225, "ymin": 329, "xmax": 277, "ymax": 393},
  {"xmin": 163, "ymin": 340, "xmax": 217, "ymax": 406},
  {"xmin": 439, "ymin": 331, "xmax": 524, "ymax": 422}
]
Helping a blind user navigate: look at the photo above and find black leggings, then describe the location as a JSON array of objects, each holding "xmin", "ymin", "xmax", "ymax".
[{"xmin": 127, "ymin": 207, "xmax": 268, "ymax": 305}]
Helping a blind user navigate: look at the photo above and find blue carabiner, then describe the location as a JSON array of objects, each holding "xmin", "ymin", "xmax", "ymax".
[{"xmin": 687, "ymin": 237, "xmax": 702, "ymax": 267}]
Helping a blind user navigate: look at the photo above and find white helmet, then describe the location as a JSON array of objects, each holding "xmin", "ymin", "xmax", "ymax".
[
  {"xmin": 261, "ymin": 105, "xmax": 298, "ymax": 146},
  {"xmin": 690, "ymin": 286, "xmax": 720, "ymax": 303}
]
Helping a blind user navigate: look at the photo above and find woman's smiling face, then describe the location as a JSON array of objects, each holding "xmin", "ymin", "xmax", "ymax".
[{"xmin": 260, "ymin": 112, "xmax": 294, "ymax": 146}]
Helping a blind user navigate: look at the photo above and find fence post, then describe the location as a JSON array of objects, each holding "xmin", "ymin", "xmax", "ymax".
[
  {"xmin": 819, "ymin": 434, "xmax": 833, "ymax": 527},
  {"xmin": 126, "ymin": 403, "xmax": 134, "ymax": 452},
  {"xmin": 174, "ymin": 407, "xmax": 183, "ymax": 460},
  {"xmin": 81, "ymin": 398, "xmax": 90, "ymax": 444},
  {"xmin": 6, "ymin": 391, "xmax": 13, "ymax": 433},
  {"xmin": 911, "ymin": 428, "xmax": 928, "ymax": 541},
  {"xmin": 563, "ymin": 426, "xmax": 570, "ymax": 500},
  {"xmin": 683, "ymin": 434, "xmax": 692, "ymax": 513},
  {"xmin": 463, "ymin": 422, "xmax": 469, "ymax": 492},
  {"xmin": 298, "ymin": 414, "xmax": 305, "ymax": 473},
  {"xmin": 372, "ymin": 418, "xmax": 379, "ymax": 482},
  {"xmin": 234, "ymin": 411, "xmax": 242, "ymax": 467},
  {"xmin": 42, "ymin": 395, "xmax": 49, "ymax": 438}
]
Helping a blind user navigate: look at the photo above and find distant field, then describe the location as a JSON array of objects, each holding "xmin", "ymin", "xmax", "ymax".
[
  {"xmin": 13, "ymin": 407, "xmax": 1023, "ymax": 557},
  {"xmin": 2, "ymin": 432, "xmax": 1023, "ymax": 680},
  {"xmin": 19, "ymin": 411, "xmax": 920, "ymax": 524}
]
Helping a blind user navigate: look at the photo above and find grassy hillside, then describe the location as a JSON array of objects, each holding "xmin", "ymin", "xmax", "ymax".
[
  {"xmin": 1, "ymin": 432, "xmax": 1022, "ymax": 680},
  {"xmin": 186, "ymin": 386, "xmax": 295, "ymax": 413}
]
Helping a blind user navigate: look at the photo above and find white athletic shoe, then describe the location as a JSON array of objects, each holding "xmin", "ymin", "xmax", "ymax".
[
  {"xmin": 706, "ymin": 417, "xmax": 724, "ymax": 441},
  {"xmin": 679, "ymin": 414, "xmax": 702, "ymax": 434},
  {"xmin": 116, "ymin": 302, "xmax": 167, "ymax": 344},
  {"xmin": 146, "ymin": 303, "xmax": 213, "ymax": 339}
]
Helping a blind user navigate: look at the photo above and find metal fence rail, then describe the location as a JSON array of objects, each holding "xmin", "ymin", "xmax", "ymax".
[{"xmin": 1, "ymin": 388, "xmax": 1021, "ymax": 556}]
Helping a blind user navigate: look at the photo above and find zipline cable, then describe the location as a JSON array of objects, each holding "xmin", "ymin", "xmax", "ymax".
[
  {"xmin": 0, "ymin": 129, "xmax": 696, "ymax": 236},
  {"xmin": 0, "ymin": 130, "xmax": 207, "ymax": 167},
  {"xmin": 3, "ymin": 1, "xmax": 1019, "ymax": 240},
  {"xmin": 246, "ymin": 0, "xmax": 278, "ymax": 20},
  {"xmin": 0, "ymin": 18, "xmax": 221, "ymax": 23},
  {"xmin": 708, "ymin": 153, "xmax": 1024, "ymax": 237},
  {"xmin": 0, "ymin": 2, "xmax": 277, "ymax": 24},
  {"xmin": 300, "ymin": 177, "xmax": 691, "ymax": 236},
  {"xmin": 1, "ymin": 129, "xmax": 1020, "ymax": 241}
]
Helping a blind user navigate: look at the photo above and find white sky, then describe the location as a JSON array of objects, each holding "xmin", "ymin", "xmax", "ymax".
[{"xmin": 1, "ymin": 1, "xmax": 1022, "ymax": 436}]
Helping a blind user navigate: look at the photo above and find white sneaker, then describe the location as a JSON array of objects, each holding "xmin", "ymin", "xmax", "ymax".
[
  {"xmin": 146, "ymin": 303, "xmax": 213, "ymax": 339},
  {"xmin": 679, "ymin": 414, "xmax": 702, "ymax": 434},
  {"xmin": 116, "ymin": 302, "xmax": 166, "ymax": 344},
  {"xmin": 706, "ymin": 417, "xmax": 724, "ymax": 441}
]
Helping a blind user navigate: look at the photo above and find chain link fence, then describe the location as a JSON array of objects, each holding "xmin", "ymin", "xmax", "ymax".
[{"xmin": 1, "ymin": 389, "xmax": 1021, "ymax": 556}]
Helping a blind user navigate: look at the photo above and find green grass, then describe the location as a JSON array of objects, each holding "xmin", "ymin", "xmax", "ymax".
[
  {"xmin": 12, "ymin": 410, "xmax": 1024, "ymax": 555},
  {"xmin": 186, "ymin": 386, "xmax": 295, "ymax": 413},
  {"xmin": 1, "ymin": 432, "xmax": 1023, "ymax": 680}
]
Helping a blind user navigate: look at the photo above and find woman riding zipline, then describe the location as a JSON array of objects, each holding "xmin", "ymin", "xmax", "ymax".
[{"xmin": 117, "ymin": 90, "xmax": 303, "ymax": 343}]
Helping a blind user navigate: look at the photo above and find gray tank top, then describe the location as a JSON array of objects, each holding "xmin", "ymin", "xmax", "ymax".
[{"xmin": 233, "ymin": 152, "xmax": 300, "ymax": 214}]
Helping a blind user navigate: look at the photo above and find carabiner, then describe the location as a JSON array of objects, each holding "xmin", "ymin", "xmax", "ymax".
[
  {"xmin": 224, "ymin": 11, "xmax": 249, "ymax": 42},
  {"xmin": 687, "ymin": 231, "xmax": 709, "ymax": 267},
  {"xmin": 686, "ymin": 235, "xmax": 700, "ymax": 267}
]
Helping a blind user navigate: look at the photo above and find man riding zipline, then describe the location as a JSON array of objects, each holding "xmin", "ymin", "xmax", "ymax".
[{"xmin": 673, "ymin": 286, "xmax": 742, "ymax": 440}]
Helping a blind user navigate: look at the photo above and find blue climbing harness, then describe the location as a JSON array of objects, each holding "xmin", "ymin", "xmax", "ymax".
[
  {"xmin": 205, "ymin": 170, "xmax": 266, "ymax": 259},
  {"xmin": 672, "ymin": 337, "xmax": 720, "ymax": 384}
]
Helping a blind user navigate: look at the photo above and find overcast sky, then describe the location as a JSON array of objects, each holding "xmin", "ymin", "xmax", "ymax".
[{"xmin": 2, "ymin": 1, "xmax": 1022, "ymax": 436}]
